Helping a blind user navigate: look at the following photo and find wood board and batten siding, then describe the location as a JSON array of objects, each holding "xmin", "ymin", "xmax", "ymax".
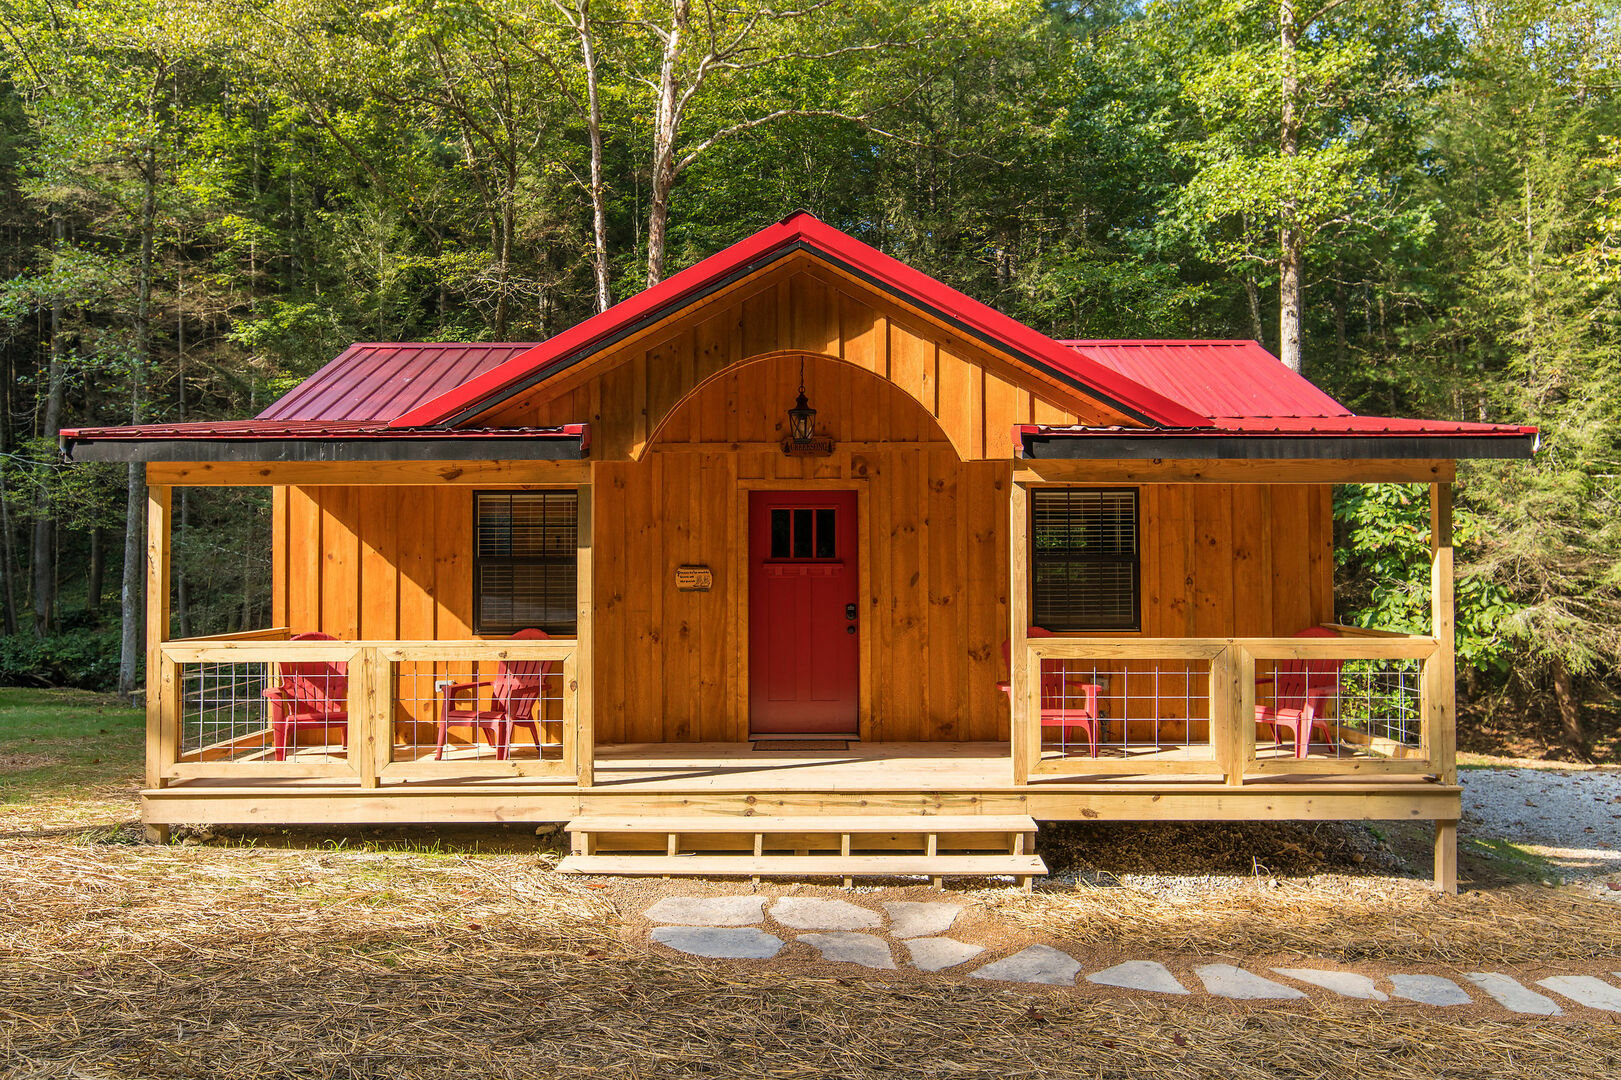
[
  {"xmin": 471, "ymin": 259, "xmax": 1137, "ymax": 460},
  {"xmin": 269, "ymin": 380, "xmax": 1335, "ymax": 747}
]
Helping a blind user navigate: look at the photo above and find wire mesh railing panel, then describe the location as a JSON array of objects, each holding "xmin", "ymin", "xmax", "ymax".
[
  {"xmin": 1036, "ymin": 657, "xmax": 1215, "ymax": 763},
  {"xmin": 1254, "ymin": 656, "xmax": 1423, "ymax": 762},
  {"xmin": 391, "ymin": 659, "xmax": 567, "ymax": 765},
  {"xmin": 177, "ymin": 661, "xmax": 347, "ymax": 764}
]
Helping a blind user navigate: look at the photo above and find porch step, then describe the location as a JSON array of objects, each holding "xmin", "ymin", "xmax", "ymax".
[
  {"xmin": 560, "ymin": 814, "xmax": 1046, "ymax": 884},
  {"xmin": 557, "ymin": 853, "xmax": 1047, "ymax": 879},
  {"xmin": 566, "ymin": 814, "xmax": 1037, "ymax": 835}
]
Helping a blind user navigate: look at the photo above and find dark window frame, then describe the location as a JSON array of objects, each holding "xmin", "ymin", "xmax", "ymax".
[
  {"xmin": 1030, "ymin": 487, "xmax": 1141, "ymax": 633},
  {"xmin": 472, "ymin": 490, "xmax": 579, "ymax": 637}
]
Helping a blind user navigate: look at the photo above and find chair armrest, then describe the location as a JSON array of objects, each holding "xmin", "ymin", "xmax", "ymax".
[
  {"xmin": 262, "ymin": 687, "xmax": 292, "ymax": 702},
  {"xmin": 436, "ymin": 679, "xmax": 488, "ymax": 696}
]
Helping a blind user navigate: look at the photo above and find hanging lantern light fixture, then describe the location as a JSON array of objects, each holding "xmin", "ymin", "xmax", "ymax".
[{"xmin": 782, "ymin": 357, "xmax": 834, "ymax": 456}]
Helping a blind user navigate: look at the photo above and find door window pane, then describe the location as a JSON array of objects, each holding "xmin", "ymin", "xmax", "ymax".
[
  {"xmin": 815, "ymin": 508, "xmax": 836, "ymax": 558},
  {"xmin": 792, "ymin": 508, "xmax": 813, "ymax": 558},
  {"xmin": 771, "ymin": 509, "xmax": 791, "ymax": 558}
]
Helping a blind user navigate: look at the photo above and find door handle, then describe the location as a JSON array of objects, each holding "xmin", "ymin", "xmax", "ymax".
[
  {"xmin": 846, "ymin": 624, "xmax": 856, "ymax": 635},
  {"xmin": 845, "ymin": 604, "xmax": 858, "ymax": 620}
]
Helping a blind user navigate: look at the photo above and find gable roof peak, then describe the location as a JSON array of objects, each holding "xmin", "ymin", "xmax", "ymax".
[{"xmin": 386, "ymin": 217, "xmax": 1213, "ymax": 430}]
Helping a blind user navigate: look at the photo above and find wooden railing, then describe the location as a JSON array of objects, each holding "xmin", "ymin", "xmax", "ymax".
[
  {"xmin": 1013, "ymin": 635, "xmax": 1453, "ymax": 785},
  {"xmin": 151, "ymin": 637, "xmax": 590, "ymax": 787}
]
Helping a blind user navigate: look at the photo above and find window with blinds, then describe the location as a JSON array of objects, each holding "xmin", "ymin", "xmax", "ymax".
[
  {"xmin": 473, "ymin": 492, "xmax": 578, "ymax": 636},
  {"xmin": 1031, "ymin": 488, "xmax": 1140, "ymax": 632}
]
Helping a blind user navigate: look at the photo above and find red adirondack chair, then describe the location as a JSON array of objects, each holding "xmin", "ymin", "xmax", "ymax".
[
  {"xmin": 1000, "ymin": 627, "xmax": 1104, "ymax": 757},
  {"xmin": 435, "ymin": 629, "xmax": 558, "ymax": 761},
  {"xmin": 262, "ymin": 632, "xmax": 349, "ymax": 762},
  {"xmin": 1255, "ymin": 626, "xmax": 1343, "ymax": 759}
]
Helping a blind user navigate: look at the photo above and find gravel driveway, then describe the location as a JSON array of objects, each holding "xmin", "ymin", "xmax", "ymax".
[{"xmin": 1459, "ymin": 766, "xmax": 1621, "ymax": 887}]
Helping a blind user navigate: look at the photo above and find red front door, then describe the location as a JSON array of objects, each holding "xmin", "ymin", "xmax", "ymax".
[{"xmin": 748, "ymin": 491, "xmax": 859, "ymax": 735}]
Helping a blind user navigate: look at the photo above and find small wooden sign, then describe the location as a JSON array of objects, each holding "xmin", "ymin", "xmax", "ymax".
[{"xmin": 675, "ymin": 565, "xmax": 713, "ymax": 592}]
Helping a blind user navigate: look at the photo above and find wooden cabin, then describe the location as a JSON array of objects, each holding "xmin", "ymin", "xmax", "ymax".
[{"xmin": 62, "ymin": 213, "xmax": 1536, "ymax": 889}]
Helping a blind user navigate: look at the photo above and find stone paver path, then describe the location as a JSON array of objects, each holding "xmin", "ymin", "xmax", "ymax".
[
  {"xmin": 904, "ymin": 937, "xmax": 984, "ymax": 972},
  {"xmin": 1196, "ymin": 965, "xmax": 1306, "ymax": 1000},
  {"xmin": 884, "ymin": 901, "xmax": 962, "ymax": 938},
  {"xmin": 642, "ymin": 894, "xmax": 1621, "ymax": 1018},
  {"xmin": 1388, "ymin": 974, "xmax": 1472, "ymax": 1006},
  {"xmin": 770, "ymin": 897, "xmax": 882, "ymax": 930},
  {"xmin": 1272, "ymin": 968, "xmax": 1387, "ymax": 1001},
  {"xmin": 800, "ymin": 931, "xmax": 896, "ymax": 969},
  {"xmin": 1465, "ymin": 973, "xmax": 1562, "ymax": 1015},
  {"xmin": 650, "ymin": 926, "xmax": 783, "ymax": 959},
  {"xmin": 1087, "ymin": 961, "xmax": 1189, "ymax": 995},
  {"xmin": 970, "ymin": 945, "xmax": 1083, "ymax": 986}
]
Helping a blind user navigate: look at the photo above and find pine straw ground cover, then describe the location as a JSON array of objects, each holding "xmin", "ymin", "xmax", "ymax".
[{"xmin": 2, "ymin": 836, "xmax": 1620, "ymax": 1079}]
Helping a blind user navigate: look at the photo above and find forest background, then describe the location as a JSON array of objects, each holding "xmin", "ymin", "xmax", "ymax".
[{"xmin": 0, "ymin": 0, "xmax": 1615, "ymax": 758}]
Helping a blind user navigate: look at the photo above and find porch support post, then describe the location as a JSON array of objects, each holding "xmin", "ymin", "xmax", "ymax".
[
  {"xmin": 575, "ymin": 479, "xmax": 595, "ymax": 788},
  {"xmin": 144, "ymin": 481, "xmax": 172, "ymax": 843},
  {"xmin": 1009, "ymin": 479, "xmax": 1032, "ymax": 785},
  {"xmin": 1429, "ymin": 480, "xmax": 1457, "ymax": 893}
]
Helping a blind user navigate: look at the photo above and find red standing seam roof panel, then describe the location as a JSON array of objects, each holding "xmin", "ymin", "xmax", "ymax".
[
  {"xmin": 259, "ymin": 342, "xmax": 542, "ymax": 423},
  {"xmin": 1059, "ymin": 340, "xmax": 1350, "ymax": 420},
  {"xmin": 386, "ymin": 213, "xmax": 1213, "ymax": 430}
]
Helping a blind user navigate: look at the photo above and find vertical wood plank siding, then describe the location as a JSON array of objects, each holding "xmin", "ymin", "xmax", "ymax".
[{"xmin": 272, "ymin": 265, "xmax": 1336, "ymax": 744}]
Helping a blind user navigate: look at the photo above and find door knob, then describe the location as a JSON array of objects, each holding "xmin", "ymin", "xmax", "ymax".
[{"xmin": 846, "ymin": 624, "xmax": 856, "ymax": 635}]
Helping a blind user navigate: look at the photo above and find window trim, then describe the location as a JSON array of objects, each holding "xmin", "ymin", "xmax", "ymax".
[
  {"xmin": 1029, "ymin": 486, "xmax": 1142, "ymax": 634},
  {"xmin": 471, "ymin": 489, "xmax": 580, "ymax": 637}
]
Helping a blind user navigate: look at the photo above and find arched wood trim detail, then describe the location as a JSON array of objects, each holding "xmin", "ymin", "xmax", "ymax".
[{"xmin": 636, "ymin": 349, "xmax": 967, "ymax": 461}]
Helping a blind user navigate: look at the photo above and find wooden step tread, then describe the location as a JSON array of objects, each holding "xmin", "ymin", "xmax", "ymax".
[
  {"xmin": 566, "ymin": 815, "xmax": 1037, "ymax": 835},
  {"xmin": 557, "ymin": 854, "xmax": 1048, "ymax": 877}
]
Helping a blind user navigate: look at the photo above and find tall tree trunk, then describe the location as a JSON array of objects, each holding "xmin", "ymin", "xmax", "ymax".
[
  {"xmin": 1278, "ymin": 0, "xmax": 1303, "ymax": 373},
  {"xmin": 31, "ymin": 212, "xmax": 67, "ymax": 635},
  {"xmin": 0, "ymin": 466, "xmax": 18, "ymax": 636},
  {"xmin": 1550, "ymin": 658, "xmax": 1590, "ymax": 761},
  {"xmin": 87, "ymin": 525, "xmax": 104, "ymax": 616},
  {"xmin": 579, "ymin": 0, "xmax": 611, "ymax": 312},
  {"xmin": 645, "ymin": 0, "xmax": 690, "ymax": 288},
  {"xmin": 1244, "ymin": 275, "xmax": 1265, "ymax": 345},
  {"xmin": 118, "ymin": 144, "xmax": 157, "ymax": 699}
]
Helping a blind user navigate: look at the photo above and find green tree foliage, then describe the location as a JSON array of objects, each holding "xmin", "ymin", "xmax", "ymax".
[{"xmin": 0, "ymin": 0, "xmax": 1612, "ymax": 753}]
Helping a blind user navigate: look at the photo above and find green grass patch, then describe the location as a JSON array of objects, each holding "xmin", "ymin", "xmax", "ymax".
[
  {"xmin": 1462, "ymin": 835, "xmax": 1560, "ymax": 883},
  {"xmin": 0, "ymin": 687, "xmax": 143, "ymax": 804}
]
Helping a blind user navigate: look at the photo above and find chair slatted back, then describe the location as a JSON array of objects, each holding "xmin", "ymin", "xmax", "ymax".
[
  {"xmin": 492, "ymin": 628, "xmax": 556, "ymax": 720},
  {"xmin": 279, "ymin": 632, "xmax": 348, "ymax": 711},
  {"xmin": 1274, "ymin": 627, "xmax": 1341, "ymax": 714}
]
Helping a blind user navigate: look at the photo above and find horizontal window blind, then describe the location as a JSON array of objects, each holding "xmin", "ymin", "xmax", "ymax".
[
  {"xmin": 474, "ymin": 492, "xmax": 578, "ymax": 635},
  {"xmin": 1031, "ymin": 488, "xmax": 1140, "ymax": 631}
]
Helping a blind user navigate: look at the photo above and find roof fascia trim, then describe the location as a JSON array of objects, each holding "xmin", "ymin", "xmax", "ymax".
[
  {"xmin": 1018, "ymin": 432, "xmax": 1538, "ymax": 461},
  {"xmin": 62, "ymin": 436, "xmax": 587, "ymax": 464}
]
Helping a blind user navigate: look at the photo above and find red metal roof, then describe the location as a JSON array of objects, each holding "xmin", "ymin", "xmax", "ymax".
[
  {"xmin": 1059, "ymin": 340, "xmax": 1350, "ymax": 420},
  {"xmin": 385, "ymin": 213, "xmax": 1213, "ymax": 430},
  {"xmin": 259, "ymin": 342, "xmax": 541, "ymax": 423},
  {"xmin": 1020, "ymin": 417, "xmax": 1537, "ymax": 438},
  {"xmin": 59, "ymin": 420, "xmax": 584, "ymax": 440}
]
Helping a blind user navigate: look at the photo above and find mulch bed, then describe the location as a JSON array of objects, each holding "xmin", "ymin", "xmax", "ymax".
[{"xmin": 3, "ymin": 837, "xmax": 1620, "ymax": 1078}]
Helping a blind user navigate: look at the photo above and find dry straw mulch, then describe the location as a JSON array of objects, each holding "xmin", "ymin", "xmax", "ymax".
[{"xmin": 3, "ymin": 838, "xmax": 1620, "ymax": 1079}]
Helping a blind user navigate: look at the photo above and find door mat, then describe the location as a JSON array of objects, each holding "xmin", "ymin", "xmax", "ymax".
[{"xmin": 751, "ymin": 740, "xmax": 850, "ymax": 751}]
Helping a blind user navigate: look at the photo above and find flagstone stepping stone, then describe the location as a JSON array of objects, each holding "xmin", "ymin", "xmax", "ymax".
[
  {"xmin": 1087, "ymin": 960, "xmax": 1190, "ymax": 996},
  {"xmin": 645, "ymin": 896, "xmax": 765, "ymax": 926},
  {"xmin": 969, "ymin": 945, "xmax": 1081, "ymax": 986},
  {"xmin": 1464, "ymin": 973, "xmax": 1562, "ymax": 1015},
  {"xmin": 1271, "ymin": 968, "xmax": 1388, "ymax": 1001},
  {"xmin": 884, "ymin": 901, "xmax": 963, "ymax": 939},
  {"xmin": 799, "ymin": 932, "xmax": 896, "ymax": 970},
  {"xmin": 1195, "ymin": 965, "xmax": 1306, "ymax": 1000},
  {"xmin": 651, "ymin": 926, "xmax": 784, "ymax": 959},
  {"xmin": 904, "ymin": 937, "xmax": 984, "ymax": 972},
  {"xmin": 1537, "ymin": 975, "xmax": 1621, "ymax": 1012},
  {"xmin": 1387, "ymin": 974, "xmax": 1472, "ymax": 1006},
  {"xmin": 770, "ymin": 897, "xmax": 881, "ymax": 930}
]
